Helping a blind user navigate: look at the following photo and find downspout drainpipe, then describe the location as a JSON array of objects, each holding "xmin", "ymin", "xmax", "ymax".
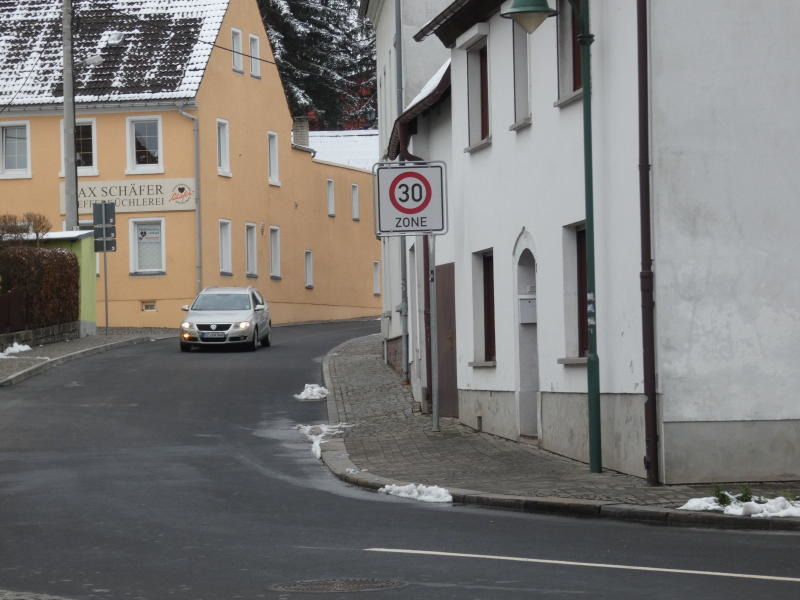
[
  {"xmin": 637, "ymin": 0, "xmax": 660, "ymax": 485},
  {"xmin": 395, "ymin": 0, "xmax": 409, "ymax": 384},
  {"xmin": 177, "ymin": 104, "xmax": 203, "ymax": 294}
]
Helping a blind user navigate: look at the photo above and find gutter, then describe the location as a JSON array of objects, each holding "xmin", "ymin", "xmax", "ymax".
[
  {"xmin": 176, "ymin": 104, "xmax": 203, "ymax": 295},
  {"xmin": 637, "ymin": 0, "xmax": 660, "ymax": 485}
]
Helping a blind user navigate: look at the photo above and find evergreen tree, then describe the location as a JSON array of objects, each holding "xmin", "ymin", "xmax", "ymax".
[{"xmin": 258, "ymin": 0, "xmax": 377, "ymax": 130}]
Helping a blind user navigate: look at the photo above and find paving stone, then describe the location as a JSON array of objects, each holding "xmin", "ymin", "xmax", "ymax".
[{"xmin": 324, "ymin": 333, "xmax": 800, "ymax": 516}]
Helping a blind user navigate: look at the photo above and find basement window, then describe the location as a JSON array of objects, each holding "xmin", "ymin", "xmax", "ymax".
[{"xmin": 141, "ymin": 301, "xmax": 156, "ymax": 312}]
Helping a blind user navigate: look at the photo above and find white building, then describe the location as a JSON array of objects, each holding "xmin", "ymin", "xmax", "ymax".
[
  {"xmin": 372, "ymin": 0, "xmax": 800, "ymax": 484},
  {"xmin": 360, "ymin": 0, "xmax": 451, "ymax": 387}
]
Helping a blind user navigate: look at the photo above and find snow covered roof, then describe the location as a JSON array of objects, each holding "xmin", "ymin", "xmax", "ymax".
[
  {"xmin": 309, "ymin": 130, "xmax": 379, "ymax": 172},
  {"xmin": 0, "ymin": 0, "xmax": 230, "ymax": 108}
]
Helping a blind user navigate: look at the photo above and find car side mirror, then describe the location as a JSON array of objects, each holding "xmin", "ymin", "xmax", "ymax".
[
  {"xmin": 255, "ymin": 304, "xmax": 266, "ymax": 311},
  {"xmin": 181, "ymin": 305, "xmax": 190, "ymax": 311}
]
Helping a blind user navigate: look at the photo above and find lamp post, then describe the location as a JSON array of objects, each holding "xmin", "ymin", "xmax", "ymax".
[
  {"xmin": 63, "ymin": 0, "xmax": 79, "ymax": 231},
  {"xmin": 502, "ymin": 0, "xmax": 602, "ymax": 473}
]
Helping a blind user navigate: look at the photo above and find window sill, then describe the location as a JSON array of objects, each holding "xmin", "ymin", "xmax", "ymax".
[
  {"xmin": 129, "ymin": 271, "xmax": 165, "ymax": 277},
  {"xmin": 557, "ymin": 356, "xmax": 588, "ymax": 366},
  {"xmin": 246, "ymin": 273, "xmax": 258, "ymax": 279},
  {"xmin": 60, "ymin": 168, "xmax": 99, "ymax": 178},
  {"xmin": 352, "ymin": 217, "xmax": 360, "ymax": 222},
  {"xmin": 509, "ymin": 117, "xmax": 532, "ymax": 132},
  {"xmin": 305, "ymin": 284, "xmax": 314, "ymax": 290},
  {"xmin": 250, "ymin": 74, "xmax": 262, "ymax": 80},
  {"xmin": 270, "ymin": 274, "xmax": 282, "ymax": 281},
  {"xmin": 0, "ymin": 171, "xmax": 32, "ymax": 179},
  {"xmin": 554, "ymin": 89, "xmax": 583, "ymax": 109},
  {"xmin": 218, "ymin": 170, "xmax": 232, "ymax": 178},
  {"xmin": 468, "ymin": 360, "xmax": 497, "ymax": 369},
  {"xmin": 463, "ymin": 136, "xmax": 492, "ymax": 154},
  {"xmin": 125, "ymin": 167, "xmax": 164, "ymax": 175},
  {"xmin": 269, "ymin": 179, "xmax": 281, "ymax": 187},
  {"xmin": 328, "ymin": 213, "xmax": 336, "ymax": 218},
  {"xmin": 233, "ymin": 68, "xmax": 244, "ymax": 75},
  {"xmin": 220, "ymin": 271, "xmax": 233, "ymax": 277}
]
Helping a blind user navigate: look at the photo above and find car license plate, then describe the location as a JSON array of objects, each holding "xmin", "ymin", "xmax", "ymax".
[{"xmin": 201, "ymin": 331, "xmax": 226, "ymax": 339}]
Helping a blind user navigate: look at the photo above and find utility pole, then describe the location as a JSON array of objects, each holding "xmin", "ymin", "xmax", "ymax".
[{"xmin": 63, "ymin": 0, "xmax": 79, "ymax": 230}]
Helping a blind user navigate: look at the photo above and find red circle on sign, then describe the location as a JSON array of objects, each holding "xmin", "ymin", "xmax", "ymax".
[{"xmin": 389, "ymin": 172, "xmax": 432, "ymax": 214}]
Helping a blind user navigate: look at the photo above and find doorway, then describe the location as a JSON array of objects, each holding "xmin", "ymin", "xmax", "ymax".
[{"xmin": 517, "ymin": 249, "xmax": 539, "ymax": 436}]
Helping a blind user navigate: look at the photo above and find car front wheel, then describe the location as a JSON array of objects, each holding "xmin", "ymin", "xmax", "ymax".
[{"xmin": 247, "ymin": 327, "xmax": 258, "ymax": 352}]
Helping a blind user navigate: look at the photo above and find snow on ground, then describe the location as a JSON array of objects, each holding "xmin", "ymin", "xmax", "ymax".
[
  {"xmin": 678, "ymin": 494, "xmax": 800, "ymax": 518},
  {"xmin": 296, "ymin": 423, "xmax": 350, "ymax": 459},
  {"xmin": 0, "ymin": 342, "xmax": 32, "ymax": 357},
  {"xmin": 294, "ymin": 384, "xmax": 328, "ymax": 400},
  {"xmin": 378, "ymin": 483, "xmax": 452, "ymax": 504}
]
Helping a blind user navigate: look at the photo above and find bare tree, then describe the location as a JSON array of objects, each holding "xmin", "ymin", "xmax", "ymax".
[{"xmin": 23, "ymin": 212, "xmax": 52, "ymax": 247}]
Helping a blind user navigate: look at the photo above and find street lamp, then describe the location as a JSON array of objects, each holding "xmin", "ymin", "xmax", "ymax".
[{"xmin": 502, "ymin": 0, "xmax": 602, "ymax": 473}]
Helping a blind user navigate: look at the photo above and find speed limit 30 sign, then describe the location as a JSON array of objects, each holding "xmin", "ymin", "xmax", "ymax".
[{"xmin": 375, "ymin": 161, "xmax": 447, "ymax": 236}]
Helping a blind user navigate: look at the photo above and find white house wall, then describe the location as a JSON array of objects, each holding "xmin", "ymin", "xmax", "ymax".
[{"xmin": 650, "ymin": 0, "xmax": 800, "ymax": 482}]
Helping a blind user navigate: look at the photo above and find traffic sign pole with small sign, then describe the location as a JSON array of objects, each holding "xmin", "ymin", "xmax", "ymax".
[
  {"xmin": 92, "ymin": 202, "xmax": 115, "ymax": 335},
  {"xmin": 374, "ymin": 161, "xmax": 447, "ymax": 432}
]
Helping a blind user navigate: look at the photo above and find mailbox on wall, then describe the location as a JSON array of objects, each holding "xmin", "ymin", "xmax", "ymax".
[{"xmin": 519, "ymin": 295, "xmax": 537, "ymax": 324}]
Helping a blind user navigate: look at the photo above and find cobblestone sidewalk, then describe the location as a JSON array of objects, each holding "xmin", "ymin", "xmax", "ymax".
[{"xmin": 323, "ymin": 334, "xmax": 800, "ymax": 530}]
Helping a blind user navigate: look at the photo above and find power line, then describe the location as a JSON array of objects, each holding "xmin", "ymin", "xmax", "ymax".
[{"xmin": 0, "ymin": 51, "xmax": 43, "ymax": 114}]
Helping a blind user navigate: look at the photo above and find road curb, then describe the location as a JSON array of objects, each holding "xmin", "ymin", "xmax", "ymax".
[
  {"xmin": 0, "ymin": 336, "xmax": 167, "ymax": 387},
  {"xmin": 320, "ymin": 340, "xmax": 800, "ymax": 532}
]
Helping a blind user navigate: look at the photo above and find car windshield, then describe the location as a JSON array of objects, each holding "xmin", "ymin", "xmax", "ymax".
[{"xmin": 191, "ymin": 293, "xmax": 251, "ymax": 311}]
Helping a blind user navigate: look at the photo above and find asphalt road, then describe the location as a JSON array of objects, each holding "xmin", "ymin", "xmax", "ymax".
[{"xmin": 0, "ymin": 320, "xmax": 798, "ymax": 600}]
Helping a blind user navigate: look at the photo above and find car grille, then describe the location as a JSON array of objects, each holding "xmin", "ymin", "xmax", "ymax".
[{"xmin": 196, "ymin": 323, "xmax": 232, "ymax": 331}]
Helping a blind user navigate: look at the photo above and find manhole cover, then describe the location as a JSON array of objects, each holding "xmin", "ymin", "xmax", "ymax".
[{"xmin": 271, "ymin": 578, "xmax": 406, "ymax": 593}]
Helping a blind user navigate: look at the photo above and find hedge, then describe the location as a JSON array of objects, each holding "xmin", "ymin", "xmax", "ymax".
[{"xmin": 0, "ymin": 246, "xmax": 79, "ymax": 330}]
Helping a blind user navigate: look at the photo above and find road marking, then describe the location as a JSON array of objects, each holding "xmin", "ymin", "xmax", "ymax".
[{"xmin": 365, "ymin": 548, "xmax": 800, "ymax": 583}]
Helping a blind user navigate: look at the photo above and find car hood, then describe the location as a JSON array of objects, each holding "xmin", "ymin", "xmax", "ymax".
[{"xmin": 186, "ymin": 310, "xmax": 253, "ymax": 323}]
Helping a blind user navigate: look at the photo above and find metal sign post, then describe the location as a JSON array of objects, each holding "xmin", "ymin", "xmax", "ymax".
[
  {"xmin": 374, "ymin": 161, "xmax": 447, "ymax": 432},
  {"xmin": 93, "ymin": 202, "xmax": 116, "ymax": 335}
]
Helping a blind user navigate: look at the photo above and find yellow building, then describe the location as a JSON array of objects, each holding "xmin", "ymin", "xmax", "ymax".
[{"xmin": 0, "ymin": 0, "xmax": 381, "ymax": 328}]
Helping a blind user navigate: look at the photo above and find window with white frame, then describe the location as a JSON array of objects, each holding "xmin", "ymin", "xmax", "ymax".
[
  {"xmin": 129, "ymin": 218, "xmax": 165, "ymax": 274},
  {"xmin": 249, "ymin": 34, "xmax": 261, "ymax": 77},
  {"xmin": 512, "ymin": 22, "xmax": 531, "ymax": 125},
  {"xmin": 219, "ymin": 219, "xmax": 232, "ymax": 274},
  {"xmin": 267, "ymin": 131, "xmax": 280, "ymax": 185},
  {"xmin": 562, "ymin": 223, "xmax": 588, "ymax": 358},
  {"xmin": 269, "ymin": 226, "xmax": 281, "ymax": 278},
  {"xmin": 557, "ymin": 0, "xmax": 582, "ymax": 101},
  {"xmin": 471, "ymin": 250, "xmax": 496, "ymax": 363},
  {"xmin": 217, "ymin": 119, "xmax": 231, "ymax": 176},
  {"xmin": 245, "ymin": 222, "xmax": 257, "ymax": 276},
  {"xmin": 61, "ymin": 119, "xmax": 98, "ymax": 176},
  {"xmin": 0, "ymin": 121, "xmax": 31, "ymax": 178},
  {"xmin": 466, "ymin": 38, "xmax": 490, "ymax": 146},
  {"xmin": 351, "ymin": 184, "xmax": 360, "ymax": 221},
  {"xmin": 326, "ymin": 179, "xmax": 335, "ymax": 216},
  {"xmin": 304, "ymin": 250, "xmax": 313, "ymax": 288},
  {"xmin": 231, "ymin": 28, "xmax": 244, "ymax": 72},
  {"xmin": 126, "ymin": 116, "xmax": 162, "ymax": 174},
  {"xmin": 372, "ymin": 260, "xmax": 381, "ymax": 296}
]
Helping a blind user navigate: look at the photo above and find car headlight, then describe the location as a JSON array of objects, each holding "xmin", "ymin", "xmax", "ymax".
[
  {"xmin": 181, "ymin": 321, "xmax": 193, "ymax": 329},
  {"xmin": 236, "ymin": 321, "xmax": 251, "ymax": 329}
]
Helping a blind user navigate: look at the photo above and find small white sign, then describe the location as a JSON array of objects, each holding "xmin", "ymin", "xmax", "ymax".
[{"xmin": 375, "ymin": 162, "xmax": 447, "ymax": 236}]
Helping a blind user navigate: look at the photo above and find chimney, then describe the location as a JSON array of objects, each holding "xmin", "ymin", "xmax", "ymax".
[{"xmin": 292, "ymin": 116, "xmax": 310, "ymax": 147}]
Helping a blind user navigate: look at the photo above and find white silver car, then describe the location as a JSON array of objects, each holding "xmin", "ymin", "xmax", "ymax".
[{"xmin": 179, "ymin": 286, "xmax": 271, "ymax": 352}]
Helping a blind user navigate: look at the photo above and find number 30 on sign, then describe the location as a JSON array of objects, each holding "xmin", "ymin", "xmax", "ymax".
[{"xmin": 375, "ymin": 162, "xmax": 447, "ymax": 236}]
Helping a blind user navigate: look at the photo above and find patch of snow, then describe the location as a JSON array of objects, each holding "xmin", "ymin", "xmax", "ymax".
[
  {"xmin": 0, "ymin": 342, "xmax": 32, "ymax": 357},
  {"xmin": 405, "ymin": 59, "xmax": 450, "ymax": 113},
  {"xmin": 378, "ymin": 483, "xmax": 452, "ymax": 503},
  {"xmin": 294, "ymin": 384, "xmax": 328, "ymax": 400},
  {"xmin": 296, "ymin": 422, "xmax": 351, "ymax": 459},
  {"xmin": 678, "ymin": 494, "xmax": 800, "ymax": 518}
]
